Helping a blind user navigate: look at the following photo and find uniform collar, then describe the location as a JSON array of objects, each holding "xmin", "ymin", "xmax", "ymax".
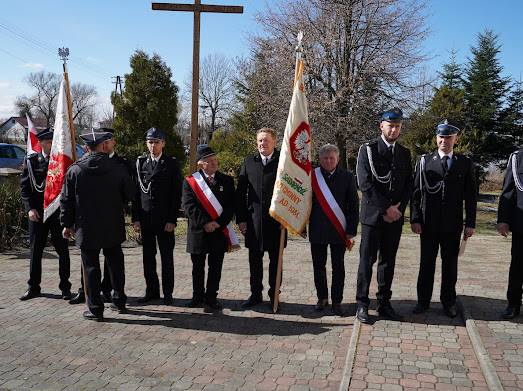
[
  {"xmin": 437, "ymin": 150, "xmax": 453, "ymax": 160},
  {"xmin": 380, "ymin": 134, "xmax": 396, "ymax": 149},
  {"xmin": 150, "ymin": 153, "xmax": 162, "ymax": 162},
  {"xmin": 260, "ymin": 151, "xmax": 274, "ymax": 162}
]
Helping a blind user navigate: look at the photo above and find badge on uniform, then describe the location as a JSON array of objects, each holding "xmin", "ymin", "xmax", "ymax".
[{"xmin": 219, "ymin": 186, "xmax": 223, "ymax": 192}]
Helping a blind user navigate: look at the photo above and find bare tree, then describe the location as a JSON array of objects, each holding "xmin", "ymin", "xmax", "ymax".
[
  {"xmin": 238, "ymin": 0, "xmax": 430, "ymax": 167},
  {"xmin": 198, "ymin": 53, "xmax": 235, "ymax": 139},
  {"xmin": 15, "ymin": 71, "xmax": 98, "ymax": 130}
]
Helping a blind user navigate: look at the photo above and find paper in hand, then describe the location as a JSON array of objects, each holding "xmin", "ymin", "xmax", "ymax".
[{"xmin": 458, "ymin": 238, "xmax": 467, "ymax": 256}]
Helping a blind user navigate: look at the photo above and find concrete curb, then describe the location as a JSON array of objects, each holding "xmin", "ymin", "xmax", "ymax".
[
  {"xmin": 338, "ymin": 317, "xmax": 362, "ymax": 391},
  {"xmin": 457, "ymin": 296, "xmax": 504, "ymax": 391}
]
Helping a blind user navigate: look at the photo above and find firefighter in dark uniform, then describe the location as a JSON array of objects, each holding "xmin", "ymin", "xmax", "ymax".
[
  {"xmin": 309, "ymin": 144, "xmax": 359, "ymax": 316},
  {"xmin": 69, "ymin": 127, "xmax": 135, "ymax": 305},
  {"xmin": 410, "ymin": 120, "xmax": 476, "ymax": 318},
  {"xmin": 236, "ymin": 127, "xmax": 286, "ymax": 310},
  {"xmin": 132, "ymin": 128, "xmax": 183, "ymax": 305},
  {"xmin": 60, "ymin": 130, "xmax": 135, "ymax": 321},
  {"xmin": 19, "ymin": 128, "xmax": 72, "ymax": 301},
  {"xmin": 497, "ymin": 148, "xmax": 523, "ymax": 319},
  {"xmin": 182, "ymin": 145, "xmax": 235, "ymax": 310},
  {"xmin": 355, "ymin": 108, "xmax": 413, "ymax": 323}
]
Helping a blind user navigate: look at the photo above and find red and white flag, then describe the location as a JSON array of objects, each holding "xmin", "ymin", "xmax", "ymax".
[
  {"xmin": 25, "ymin": 114, "xmax": 41, "ymax": 155},
  {"xmin": 43, "ymin": 79, "xmax": 74, "ymax": 222},
  {"xmin": 269, "ymin": 33, "xmax": 312, "ymax": 235}
]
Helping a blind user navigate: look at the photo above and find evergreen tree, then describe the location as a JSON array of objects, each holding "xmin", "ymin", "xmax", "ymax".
[
  {"xmin": 112, "ymin": 50, "xmax": 184, "ymax": 160},
  {"xmin": 498, "ymin": 81, "xmax": 523, "ymax": 158},
  {"xmin": 439, "ymin": 49, "xmax": 462, "ymax": 89}
]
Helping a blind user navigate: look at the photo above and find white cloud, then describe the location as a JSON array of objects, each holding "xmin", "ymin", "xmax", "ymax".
[
  {"xmin": 21, "ymin": 63, "xmax": 44, "ymax": 70},
  {"xmin": 0, "ymin": 81, "xmax": 9, "ymax": 89}
]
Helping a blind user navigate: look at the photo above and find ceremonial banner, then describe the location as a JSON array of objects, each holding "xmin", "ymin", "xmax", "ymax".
[
  {"xmin": 269, "ymin": 35, "xmax": 312, "ymax": 235},
  {"xmin": 25, "ymin": 114, "xmax": 41, "ymax": 155},
  {"xmin": 186, "ymin": 172, "xmax": 241, "ymax": 251},
  {"xmin": 43, "ymin": 80, "xmax": 74, "ymax": 222}
]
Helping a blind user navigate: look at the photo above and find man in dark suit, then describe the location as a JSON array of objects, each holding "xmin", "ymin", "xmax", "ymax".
[
  {"xmin": 236, "ymin": 127, "xmax": 286, "ymax": 309},
  {"xmin": 497, "ymin": 148, "xmax": 523, "ymax": 319},
  {"xmin": 69, "ymin": 127, "xmax": 135, "ymax": 305},
  {"xmin": 61, "ymin": 129, "xmax": 135, "ymax": 321},
  {"xmin": 355, "ymin": 108, "xmax": 413, "ymax": 323},
  {"xmin": 19, "ymin": 128, "xmax": 72, "ymax": 301},
  {"xmin": 132, "ymin": 128, "xmax": 183, "ymax": 305},
  {"xmin": 309, "ymin": 144, "xmax": 359, "ymax": 316},
  {"xmin": 182, "ymin": 145, "xmax": 236, "ymax": 310},
  {"xmin": 411, "ymin": 120, "xmax": 476, "ymax": 318}
]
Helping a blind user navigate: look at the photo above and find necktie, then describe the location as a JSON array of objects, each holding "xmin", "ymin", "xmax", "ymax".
[
  {"xmin": 208, "ymin": 176, "xmax": 216, "ymax": 186},
  {"xmin": 442, "ymin": 155, "xmax": 449, "ymax": 173},
  {"xmin": 263, "ymin": 157, "xmax": 268, "ymax": 166},
  {"xmin": 387, "ymin": 145, "xmax": 394, "ymax": 161}
]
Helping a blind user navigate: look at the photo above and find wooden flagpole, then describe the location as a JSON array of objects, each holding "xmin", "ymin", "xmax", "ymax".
[{"xmin": 272, "ymin": 32, "xmax": 305, "ymax": 314}]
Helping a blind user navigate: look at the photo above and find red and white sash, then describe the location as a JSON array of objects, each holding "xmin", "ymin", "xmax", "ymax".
[
  {"xmin": 311, "ymin": 167, "xmax": 354, "ymax": 250},
  {"xmin": 186, "ymin": 171, "xmax": 240, "ymax": 252}
]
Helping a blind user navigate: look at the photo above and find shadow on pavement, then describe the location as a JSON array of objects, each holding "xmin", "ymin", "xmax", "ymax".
[
  {"xmin": 460, "ymin": 295, "xmax": 523, "ymax": 324},
  {"xmin": 105, "ymin": 306, "xmax": 349, "ymax": 336}
]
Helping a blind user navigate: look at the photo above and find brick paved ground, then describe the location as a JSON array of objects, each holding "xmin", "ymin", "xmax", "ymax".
[
  {"xmin": 0, "ymin": 236, "xmax": 355, "ymax": 391},
  {"xmin": 1, "ymin": 233, "xmax": 522, "ymax": 390}
]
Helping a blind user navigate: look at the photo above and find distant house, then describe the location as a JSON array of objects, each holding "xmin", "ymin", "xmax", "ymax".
[{"xmin": 0, "ymin": 117, "xmax": 48, "ymax": 145}]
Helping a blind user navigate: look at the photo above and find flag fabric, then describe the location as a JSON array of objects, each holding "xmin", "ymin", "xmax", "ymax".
[
  {"xmin": 25, "ymin": 114, "xmax": 41, "ymax": 155},
  {"xmin": 43, "ymin": 79, "xmax": 74, "ymax": 222},
  {"xmin": 269, "ymin": 46, "xmax": 312, "ymax": 235}
]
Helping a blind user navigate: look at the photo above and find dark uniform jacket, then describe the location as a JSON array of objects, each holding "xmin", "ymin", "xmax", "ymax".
[
  {"xmin": 131, "ymin": 153, "xmax": 183, "ymax": 229},
  {"xmin": 356, "ymin": 137, "xmax": 413, "ymax": 226},
  {"xmin": 411, "ymin": 151, "xmax": 476, "ymax": 233},
  {"xmin": 498, "ymin": 149, "xmax": 523, "ymax": 234},
  {"xmin": 20, "ymin": 152, "xmax": 49, "ymax": 215},
  {"xmin": 235, "ymin": 150, "xmax": 286, "ymax": 251},
  {"xmin": 182, "ymin": 170, "xmax": 235, "ymax": 254},
  {"xmin": 309, "ymin": 166, "xmax": 360, "ymax": 244},
  {"xmin": 60, "ymin": 152, "xmax": 135, "ymax": 249}
]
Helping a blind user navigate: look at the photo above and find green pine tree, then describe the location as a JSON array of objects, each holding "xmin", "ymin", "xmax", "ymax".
[
  {"xmin": 439, "ymin": 49, "xmax": 463, "ymax": 89},
  {"xmin": 112, "ymin": 50, "xmax": 184, "ymax": 161}
]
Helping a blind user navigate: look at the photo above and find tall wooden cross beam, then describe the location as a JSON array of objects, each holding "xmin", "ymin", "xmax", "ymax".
[{"xmin": 152, "ymin": 1, "xmax": 244, "ymax": 172}]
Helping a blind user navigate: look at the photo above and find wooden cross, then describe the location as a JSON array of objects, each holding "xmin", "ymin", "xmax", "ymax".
[{"xmin": 152, "ymin": 1, "xmax": 244, "ymax": 172}]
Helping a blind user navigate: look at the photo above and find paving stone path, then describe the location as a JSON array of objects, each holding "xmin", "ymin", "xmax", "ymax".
[{"xmin": 0, "ymin": 233, "xmax": 522, "ymax": 390}]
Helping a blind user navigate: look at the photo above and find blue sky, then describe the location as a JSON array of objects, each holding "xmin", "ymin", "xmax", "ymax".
[{"xmin": 0, "ymin": 0, "xmax": 521, "ymax": 119}]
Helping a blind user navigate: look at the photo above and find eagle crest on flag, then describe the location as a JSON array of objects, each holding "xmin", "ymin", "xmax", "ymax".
[{"xmin": 290, "ymin": 121, "xmax": 311, "ymax": 175}]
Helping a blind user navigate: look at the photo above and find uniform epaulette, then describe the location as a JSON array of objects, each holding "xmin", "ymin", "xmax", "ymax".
[
  {"xmin": 138, "ymin": 153, "xmax": 147, "ymax": 160},
  {"xmin": 27, "ymin": 152, "xmax": 39, "ymax": 159}
]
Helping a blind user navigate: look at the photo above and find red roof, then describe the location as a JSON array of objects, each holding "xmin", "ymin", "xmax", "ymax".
[{"xmin": 0, "ymin": 116, "xmax": 48, "ymax": 129}]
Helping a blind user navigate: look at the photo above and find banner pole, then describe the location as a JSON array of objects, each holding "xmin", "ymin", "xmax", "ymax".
[{"xmin": 272, "ymin": 227, "xmax": 286, "ymax": 313}]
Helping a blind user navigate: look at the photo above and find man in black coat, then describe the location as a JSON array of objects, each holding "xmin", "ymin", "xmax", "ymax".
[
  {"xmin": 497, "ymin": 148, "xmax": 523, "ymax": 319},
  {"xmin": 411, "ymin": 120, "xmax": 476, "ymax": 318},
  {"xmin": 182, "ymin": 145, "xmax": 236, "ymax": 310},
  {"xmin": 236, "ymin": 128, "xmax": 286, "ymax": 309},
  {"xmin": 355, "ymin": 108, "xmax": 413, "ymax": 323},
  {"xmin": 132, "ymin": 128, "xmax": 183, "ymax": 305},
  {"xmin": 69, "ymin": 128, "xmax": 135, "ymax": 305},
  {"xmin": 309, "ymin": 144, "xmax": 359, "ymax": 316},
  {"xmin": 61, "ymin": 130, "xmax": 135, "ymax": 321},
  {"xmin": 19, "ymin": 128, "xmax": 72, "ymax": 301}
]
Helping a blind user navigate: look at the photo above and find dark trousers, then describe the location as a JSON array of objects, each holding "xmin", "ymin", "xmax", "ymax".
[
  {"xmin": 507, "ymin": 233, "xmax": 523, "ymax": 307},
  {"xmin": 311, "ymin": 243, "xmax": 346, "ymax": 304},
  {"xmin": 416, "ymin": 231, "xmax": 461, "ymax": 307},
  {"xmin": 27, "ymin": 214, "xmax": 71, "ymax": 293},
  {"xmin": 356, "ymin": 222, "xmax": 402, "ymax": 307},
  {"xmin": 141, "ymin": 226, "xmax": 175, "ymax": 297},
  {"xmin": 248, "ymin": 247, "xmax": 280, "ymax": 299},
  {"xmin": 81, "ymin": 245, "xmax": 126, "ymax": 316},
  {"xmin": 191, "ymin": 252, "xmax": 225, "ymax": 302},
  {"xmin": 78, "ymin": 257, "xmax": 113, "ymax": 296}
]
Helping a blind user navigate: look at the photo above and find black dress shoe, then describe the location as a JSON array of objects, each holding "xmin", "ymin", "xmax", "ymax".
[
  {"xmin": 69, "ymin": 292, "xmax": 85, "ymax": 305},
  {"xmin": 136, "ymin": 294, "xmax": 160, "ymax": 303},
  {"xmin": 163, "ymin": 296, "xmax": 174, "ymax": 305},
  {"xmin": 19, "ymin": 290, "xmax": 40, "ymax": 301},
  {"xmin": 109, "ymin": 303, "xmax": 127, "ymax": 314},
  {"xmin": 186, "ymin": 298, "xmax": 204, "ymax": 308},
  {"xmin": 315, "ymin": 299, "xmax": 329, "ymax": 312},
  {"xmin": 241, "ymin": 295, "xmax": 263, "ymax": 308},
  {"xmin": 356, "ymin": 306, "xmax": 371, "ymax": 324},
  {"xmin": 443, "ymin": 304, "xmax": 457, "ymax": 318},
  {"xmin": 102, "ymin": 292, "xmax": 112, "ymax": 303},
  {"xmin": 83, "ymin": 310, "xmax": 103, "ymax": 321},
  {"xmin": 378, "ymin": 303, "xmax": 403, "ymax": 321},
  {"xmin": 502, "ymin": 305, "xmax": 520, "ymax": 320},
  {"xmin": 412, "ymin": 303, "xmax": 429, "ymax": 314},
  {"xmin": 61, "ymin": 290, "xmax": 73, "ymax": 300},
  {"xmin": 205, "ymin": 299, "xmax": 223, "ymax": 311},
  {"xmin": 332, "ymin": 303, "xmax": 346, "ymax": 316}
]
